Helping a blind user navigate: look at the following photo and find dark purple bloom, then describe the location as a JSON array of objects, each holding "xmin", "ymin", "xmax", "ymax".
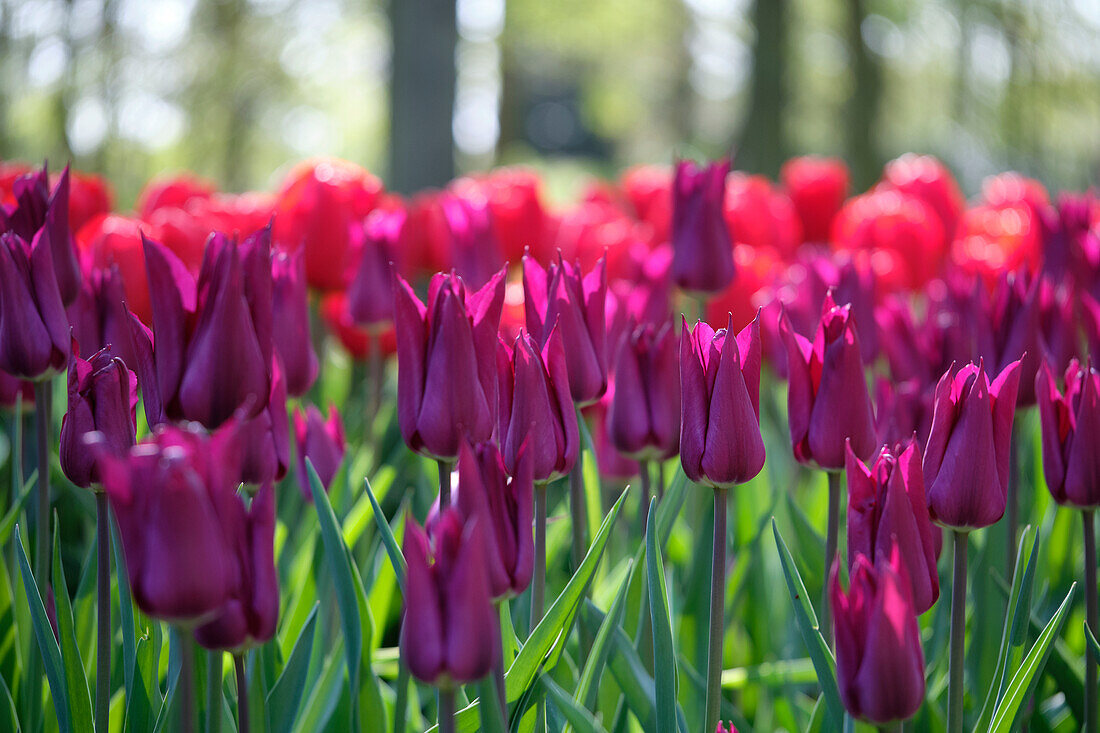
[
  {"xmin": 671, "ymin": 159, "xmax": 735, "ymax": 294},
  {"xmin": 608, "ymin": 320, "xmax": 680, "ymax": 461},
  {"xmin": 0, "ymin": 231, "xmax": 70, "ymax": 379},
  {"xmin": 1037, "ymin": 358, "xmax": 1100, "ymax": 509},
  {"xmin": 347, "ymin": 208, "xmax": 403, "ymax": 330},
  {"xmin": 272, "ymin": 249, "xmax": 318, "ymax": 397},
  {"xmin": 293, "ymin": 403, "xmax": 346, "ymax": 498}
]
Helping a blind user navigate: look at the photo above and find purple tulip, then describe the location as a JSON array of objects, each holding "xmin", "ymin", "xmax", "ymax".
[
  {"xmin": 5, "ymin": 164, "xmax": 81, "ymax": 305},
  {"xmin": 401, "ymin": 509, "xmax": 499, "ymax": 686},
  {"xmin": 831, "ymin": 546, "xmax": 926, "ymax": 724},
  {"xmin": 523, "ymin": 253, "xmax": 608, "ymax": 406},
  {"xmin": 293, "ymin": 403, "xmax": 346, "ymax": 498},
  {"xmin": 272, "ymin": 249, "xmax": 318, "ymax": 397},
  {"xmin": 0, "ymin": 231, "xmax": 70, "ymax": 380},
  {"xmin": 923, "ymin": 360, "xmax": 1021, "ymax": 530},
  {"xmin": 498, "ymin": 327, "xmax": 579, "ymax": 483},
  {"xmin": 394, "ymin": 269, "xmax": 504, "ymax": 460},
  {"xmin": 238, "ymin": 357, "xmax": 290, "ymax": 487},
  {"xmin": 781, "ymin": 291, "xmax": 876, "ymax": 470},
  {"xmin": 607, "ymin": 320, "xmax": 680, "ymax": 461},
  {"xmin": 442, "ymin": 192, "xmax": 503, "ymax": 290},
  {"xmin": 584, "ymin": 392, "xmax": 640, "ymax": 480},
  {"xmin": 194, "ymin": 481, "xmax": 279, "ymax": 651},
  {"xmin": 679, "ymin": 313, "xmax": 765, "ymax": 488},
  {"xmin": 59, "ymin": 344, "xmax": 138, "ymax": 489},
  {"xmin": 847, "ymin": 440, "xmax": 940, "ymax": 614},
  {"xmin": 66, "ymin": 265, "xmax": 144, "ymax": 371},
  {"xmin": 991, "ymin": 268, "xmax": 1045, "ymax": 406},
  {"xmin": 0, "ymin": 369, "xmax": 34, "ymax": 409},
  {"xmin": 95, "ymin": 421, "xmax": 241, "ymax": 624},
  {"xmin": 348, "ymin": 208, "xmax": 403, "ymax": 330},
  {"xmin": 670, "ymin": 159, "xmax": 735, "ymax": 295},
  {"xmin": 1037, "ymin": 358, "xmax": 1100, "ymax": 509}
]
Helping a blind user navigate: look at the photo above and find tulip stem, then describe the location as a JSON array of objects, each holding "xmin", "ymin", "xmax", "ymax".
[
  {"xmin": 822, "ymin": 470, "xmax": 841, "ymax": 646},
  {"xmin": 639, "ymin": 461, "xmax": 651, "ymax": 533},
  {"xmin": 947, "ymin": 530, "xmax": 969, "ymax": 733},
  {"xmin": 177, "ymin": 630, "xmax": 196, "ymax": 733},
  {"xmin": 394, "ymin": 656, "xmax": 410, "ymax": 733},
  {"xmin": 1006, "ymin": 427, "xmax": 1020, "ymax": 579},
  {"xmin": 368, "ymin": 333, "xmax": 384, "ymax": 424},
  {"xmin": 569, "ymin": 464, "xmax": 587, "ymax": 574},
  {"xmin": 438, "ymin": 688, "xmax": 456, "ymax": 733},
  {"xmin": 532, "ymin": 484, "xmax": 547, "ymax": 627},
  {"xmin": 656, "ymin": 461, "xmax": 665, "ymax": 502},
  {"xmin": 95, "ymin": 490, "xmax": 111, "ymax": 733},
  {"xmin": 33, "ymin": 380, "xmax": 51, "ymax": 594},
  {"xmin": 704, "ymin": 487, "xmax": 728, "ymax": 733},
  {"xmin": 207, "ymin": 651, "xmax": 223, "ymax": 733},
  {"xmin": 438, "ymin": 460, "xmax": 453, "ymax": 511},
  {"xmin": 1084, "ymin": 510, "xmax": 1097, "ymax": 733},
  {"xmin": 235, "ymin": 653, "xmax": 250, "ymax": 733}
]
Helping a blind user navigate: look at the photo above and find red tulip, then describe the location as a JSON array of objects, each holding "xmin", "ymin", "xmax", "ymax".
[{"xmin": 781, "ymin": 156, "xmax": 850, "ymax": 244}]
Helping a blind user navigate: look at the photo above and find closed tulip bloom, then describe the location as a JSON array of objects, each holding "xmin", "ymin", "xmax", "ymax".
[
  {"xmin": 780, "ymin": 156, "xmax": 850, "ymax": 244},
  {"xmin": 0, "ymin": 369, "xmax": 34, "ymax": 409},
  {"xmin": 831, "ymin": 547, "xmax": 926, "ymax": 724},
  {"xmin": 294, "ymin": 403, "xmax": 345, "ymax": 497},
  {"xmin": 1037, "ymin": 359, "xmax": 1100, "ymax": 509},
  {"xmin": 95, "ymin": 422, "xmax": 241, "ymax": 624},
  {"xmin": 66, "ymin": 265, "xmax": 144, "ymax": 370},
  {"xmin": 401, "ymin": 510, "xmax": 499, "ymax": 686},
  {"xmin": 608, "ymin": 320, "xmax": 680, "ymax": 460},
  {"xmin": 59, "ymin": 345, "xmax": 138, "ymax": 489},
  {"xmin": 6, "ymin": 165, "xmax": 82, "ymax": 305},
  {"xmin": 671, "ymin": 159, "xmax": 735, "ymax": 295},
  {"xmin": 499, "ymin": 327, "xmax": 580, "ymax": 483},
  {"xmin": 347, "ymin": 208, "xmax": 403, "ymax": 330},
  {"xmin": 679, "ymin": 313, "xmax": 765, "ymax": 488},
  {"xmin": 272, "ymin": 249, "xmax": 318, "ymax": 397},
  {"xmin": 923, "ymin": 360, "xmax": 1021, "ymax": 530},
  {"xmin": 781, "ymin": 291, "xmax": 877, "ymax": 470},
  {"xmin": 0, "ymin": 231, "xmax": 70, "ymax": 379},
  {"xmin": 454, "ymin": 440, "xmax": 534, "ymax": 598},
  {"xmin": 523, "ymin": 253, "xmax": 607, "ymax": 405},
  {"xmin": 847, "ymin": 440, "xmax": 940, "ymax": 614},
  {"xmin": 195, "ymin": 481, "xmax": 279, "ymax": 651},
  {"xmin": 442, "ymin": 192, "xmax": 504, "ymax": 290},
  {"xmin": 394, "ymin": 269, "xmax": 504, "ymax": 460},
  {"xmin": 237, "ymin": 358, "xmax": 290, "ymax": 488}
]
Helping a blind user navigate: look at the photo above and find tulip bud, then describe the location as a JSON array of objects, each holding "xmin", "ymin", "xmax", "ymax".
[
  {"xmin": 238, "ymin": 357, "xmax": 290, "ymax": 488},
  {"xmin": 1037, "ymin": 359, "xmax": 1100, "ymax": 509},
  {"xmin": 347, "ymin": 208, "xmax": 403, "ymax": 330},
  {"xmin": 66, "ymin": 265, "xmax": 143, "ymax": 371},
  {"xmin": 294, "ymin": 403, "xmax": 345, "ymax": 498},
  {"xmin": 194, "ymin": 481, "xmax": 279, "ymax": 651},
  {"xmin": 7, "ymin": 164, "xmax": 82, "ymax": 305},
  {"xmin": 608, "ymin": 320, "xmax": 680, "ymax": 461},
  {"xmin": 95, "ymin": 421, "xmax": 241, "ymax": 624},
  {"xmin": 442, "ymin": 192, "xmax": 504, "ymax": 290},
  {"xmin": 715, "ymin": 723, "xmax": 738, "ymax": 733},
  {"xmin": 780, "ymin": 156, "xmax": 850, "ymax": 244},
  {"xmin": 523, "ymin": 254, "xmax": 608, "ymax": 406},
  {"xmin": 394, "ymin": 270, "xmax": 503, "ymax": 460},
  {"xmin": 401, "ymin": 510, "xmax": 499, "ymax": 686},
  {"xmin": 0, "ymin": 231, "xmax": 70, "ymax": 379},
  {"xmin": 271, "ymin": 249, "xmax": 318, "ymax": 397},
  {"xmin": 831, "ymin": 547, "xmax": 926, "ymax": 724},
  {"xmin": 781, "ymin": 291, "xmax": 876, "ymax": 470},
  {"xmin": 846, "ymin": 440, "xmax": 940, "ymax": 614},
  {"xmin": 59, "ymin": 344, "xmax": 138, "ymax": 489},
  {"xmin": 679, "ymin": 313, "xmax": 766, "ymax": 488},
  {"xmin": 923, "ymin": 360, "xmax": 1021, "ymax": 530},
  {"xmin": 671, "ymin": 159, "xmax": 735, "ymax": 295}
]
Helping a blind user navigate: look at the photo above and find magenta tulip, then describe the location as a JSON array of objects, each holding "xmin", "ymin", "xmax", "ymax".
[
  {"xmin": 0, "ymin": 231, "xmax": 70, "ymax": 380},
  {"xmin": 608, "ymin": 320, "xmax": 680, "ymax": 461},
  {"xmin": 1037, "ymin": 359, "xmax": 1100, "ymax": 508},
  {"xmin": 272, "ymin": 248, "xmax": 318, "ymax": 396},
  {"xmin": 671, "ymin": 159, "xmax": 735, "ymax": 294},
  {"xmin": 348, "ymin": 208, "xmax": 403, "ymax": 330},
  {"xmin": 294, "ymin": 403, "xmax": 346, "ymax": 497}
]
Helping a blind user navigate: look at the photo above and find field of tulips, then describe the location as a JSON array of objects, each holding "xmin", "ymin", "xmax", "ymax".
[{"xmin": 0, "ymin": 152, "xmax": 1097, "ymax": 733}]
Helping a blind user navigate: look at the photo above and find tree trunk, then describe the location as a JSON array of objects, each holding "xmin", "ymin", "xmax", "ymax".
[
  {"xmin": 736, "ymin": 0, "xmax": 788, "ymax": 177},
  {"xmin": 844, "ymin": 0, "xmax": 883, "ymax": 190}
]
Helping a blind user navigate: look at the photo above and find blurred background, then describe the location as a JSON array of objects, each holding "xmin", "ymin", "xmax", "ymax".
[{"xmin": 2, "ymin": 0, "xmax": 1098, "ymax": 206}]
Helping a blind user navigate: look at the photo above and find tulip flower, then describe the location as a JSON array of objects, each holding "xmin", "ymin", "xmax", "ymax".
[
  {"xmin": 523, "ymin": 253, "xmax": 608, "ymax": 406},
  {"xmin": 66, "ymin": 170, "xmax": 113, "ymax": 233},
  {"xmin": 194, "ymin": 482, "xmax": 279, "ymax": 651},
  {"xmin": 847, "ymin": 440, "xmax": 940, "ymax": 614},
  {"xmin": 442, "ymin": 192, "xmax": 504, "ymax": 290},
  {"xmin": 271, "ymin": 249, "xmax": 318, "ymax": 397},
  {"xmin": 59, "ymin": 345, "xmax": 138, "ymax": 489},
  {"xmin": 95, "ymin": 421, "xmax": 241, "ymax": 624},
  {"xmin": 480, "ymin": 167, "xmax": 551, "ymax": 264},
  {"xmin": 348, "ymin": 208, "xmax": 403, "ymax": 330},
  {"xmin": 781, "ymin": 291, "xmax": 877, "ymax": 470},
  {"xmin": 1037, "ymin": 359, "xmax": 1100, "ymax": 509},
  {"xmin": 401, "ymin": 510, "xmax": 499, "ymax": 686},
  {"xmin": 671, "ymin": 159, "xmax": 735, "ymax": 295},
  {"xmin": 831, "ymin": 547, "xmax": 926, "ymax": 725},
  {"xmin": 238, "ymin": 358, "xmax": 290, "ymax": 488},
  {"xmin": 394, "ymin": 269, "xmax": 504, "ymax": 461},
  {"xmin": 0, "ymin": 231, "xmax": 70, "ymax": 380},
  {"xmin": 583, "ymin": 392, "xmax": 640, "ymax": 481},
  {"xmin": 293, "ymin": 403, "xmax": 346, "ymax": 498},
  {"xmin": 722, "ymin": 173, "xmax": 802, "ymax": 257},
  {"xmin": 608, "ymin": 320, "xmax": 680, "ymax": 461},
  {"xmin": 780, "ymin": 156, "xmax": 850, "ymax": 244},
  {"xmin": 67, "ymin": 265, "xmax": 144, "ymax": 371},
  {"xmin": 6, "ymin": 164, "xmax": 82, "ymax": 305},
  {"xmin": 879, "ymin": 153, "xmax": 965, "ymax": 246},
  {"xmin": 0, "ymin": 369, "xmax": 33, "ymax": 408},
  {"xmin": 923, "ymin": 360, "xmax": 1021, "ymax": 530},
  {"xmin": 715, "ymin": 723, "xmax": 738, "ymax": 733}
]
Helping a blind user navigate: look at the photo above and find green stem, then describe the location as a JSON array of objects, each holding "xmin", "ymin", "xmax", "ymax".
[
  {"xmin": 1006, "ymin": 426, "xmax": 1020, "ymax": 579},
  {"xmin": 95, "ymin": 491, "xmax": 111, "ymax": 733},
  {"xmin": 639, "ymin": 461, "xmax": 652, "ymax": 534},
  {"xmin": 235, "ymin": 654, "xmax": 249, "ymax": 733},
  {"xmin": 569, "ymin": 464, "xmax": 587, "ymax": 573},
  {"xmin": 704, "ymin": 487, "xmax": 728, "ymax": 733},
  {"xmin": 33, "ymin": 380, "xmax": 51, "ymax": 594},
  {"xmin": 207, "ymin": 651, "xmax": 223, "ymax": 733},
  {"xmin": 822, "ymin": 471, "xmax": 841, "ymax": 646},
  {"xmin": 394, "ymin": 657, "xmax": 410, "ymax": 733},
  {"xmin": 177, "ymin": 630, "xmax": 196, "ymax": 733},
  {"xmin": 948, "ymin": 530, "xmax": 969, "ymax": 733},
  {"xmin": 1085, "ymin": 510, "xmax": 1097, "ymax": 733},
  {"xmin": 438, "ymin": 688, "xmax": 456, "ymax": 733},
  {"xmin": 532, "ymin": 484, "xmax": 547, "ymax": 629},
  {"xmin": 656, "ymin": 461, "xmax": 665, "ymax": 502},
  {"xmin": 438, "ymin": 460, "xmax": 453, "ymax": 511}
]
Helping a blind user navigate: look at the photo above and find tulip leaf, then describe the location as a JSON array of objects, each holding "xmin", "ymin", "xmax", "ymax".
[
  {"xmin": 433, "ymin": 486, "xmax": 630, "ymax": 733},
  {"xmin": 308, "ymin": 459, "xmax": 362, "ymax": 727},
  {"xmin": 1086, "ymin": 620, "xmax": 1100, "ymax": 663},
  {"xmin": 13, "ymin": 525, "xmax": 74, "ymax": 733},
  {"xmin": 540, "ymin": 675, "xmax": 606, "ymax": 733},
  {"xmin": 291, "ymin": 639, "xmax": 347, "ymax": 733},
  {"xmin": 989, "ymin": 582, "xmax": 1076, "ymax": 732},
  {"xmin": 0, "ymin": 670, "xmax": 17, "ymax": 733},
  {"xmin": 0, "ymin": 475, "xmax": 33, "ymax": 548},
  {"xmin": 268, "ymin": 604, "xmax": 319, "ymax": 733},
  {"xmin": 476, "ymin": 676, "xmax": 508, "ymax": 733},
  {"xmin": 646, "ymin": 498, "xmax": 677, "ymax": 733},
  {"xmin": 364, "ymin": 475, "xmax": 406, "ymax": 592},
  {"xmin": 51, "ymin": 517, "xmax": 93, "ymax": 732},
  {"xmin": 573, "ymin": 559, "xmax": 634, "ymax": 713},
  {"xmin": 771, "ymin": 519, "xmax": 844, "ymax": 729}
]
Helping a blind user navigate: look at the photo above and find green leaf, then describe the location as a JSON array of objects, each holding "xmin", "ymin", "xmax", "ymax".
[
  {"xmin": 771, "ymin": 519, "xmax": 844, "ymax": 729},
  {"xmin": 574, "ymin": 559, "xmax": 634, "ymax": 712},
  {"xmin": 541, "ymin": 675, "xmax": 606, "ymax": 733},
  {"xmin": 989, "ymin": 582, "xmax": 1077, "ymax": 732},
  {"xmin": 0, "ymin": 476, "xmax": 33, "ymax": 547},
  {"xmin": 646, "ymin": 498, "xmax": 676, "ymax": 733},
  {"xmin": 476, "ymin": 676, "xmax": 508, "ymax": 733},
  {"xmin": 51, "ymin": 517, "xmax": 93, "ymax": 732},
  {"xmin": 364, "ymin": 475, "xmax": 406, "ymax": 592},
  {"xmin": 437, "ymin": 487, "xmax": 631, "ymax": 733},
  {"xmin": 291, "ymin": 640, "xmax": 347, "ymax": 733},
  {"xmin": 13, "ymin": 525, "xmax": 73, "ymax": 733},
  {"xmin": 1085, "ymin": 620, "xmax": 1100, "ymax": 663},
  {"xmin": 308, "ymin": 459, "xmax": 362, "ymax": 721},
  {"xmin": 268, "ymin": 604, "xmax": 319, "ymax": 733}
]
